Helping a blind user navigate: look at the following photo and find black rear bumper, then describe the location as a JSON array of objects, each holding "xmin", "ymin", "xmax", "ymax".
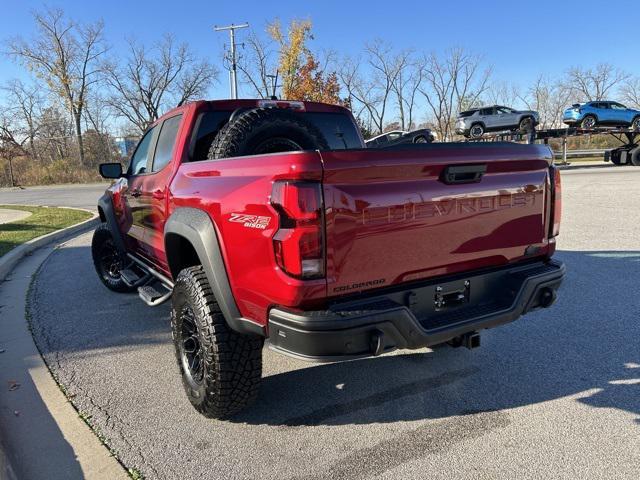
[{"xmin": 268, "ymin": 259, "xmax": 565, "ymax": 362}]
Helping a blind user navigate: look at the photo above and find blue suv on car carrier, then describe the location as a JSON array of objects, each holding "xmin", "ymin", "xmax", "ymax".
[{"xmin": 563, "ymin": 101, "xmax": 640, "ymax": 130}]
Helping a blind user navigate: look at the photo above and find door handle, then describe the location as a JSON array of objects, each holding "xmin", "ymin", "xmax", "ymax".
[
  {"xmin": 152, "ymin": 190, "xmax": 165, "ymax": 200},
  {"xmin": 130, "ymin": 189, "xmax": 141, "ymax": 198},
  {"xmin": 440, "ymin": 164, "xmax": 487, "ymax": 185}
]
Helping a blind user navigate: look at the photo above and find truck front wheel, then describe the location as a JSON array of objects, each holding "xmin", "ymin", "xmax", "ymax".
[
  {"xmin": 91, "ymin": 223, "xmax": 135, "ymax": 293},
  {"xmin": 171, "ymin": 265, "xmax": 263, "ymax": 419}
]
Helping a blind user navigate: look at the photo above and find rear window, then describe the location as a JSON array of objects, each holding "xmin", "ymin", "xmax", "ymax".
[
  {"xmin": 305, "ymin": 112, "xmax": 363, "ymax": 150},
  {"xmin": 190, "ymin": 110, "xmax": 232, "ymax": 161},
  {"xmin": 189, "ymin": 109, "xmax": 362, "ymax": 161}
]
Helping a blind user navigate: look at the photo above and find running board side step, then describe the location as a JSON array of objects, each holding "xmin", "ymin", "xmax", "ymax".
[
  {"xmin": 125, "ymin": 254, "xmax": 174, "ymax": 307},
  {"xmin": 138, "ymin": 282, "xmax": 173, "ymax": 306},
  {"xmin": 121, "ymin": 266, "xmax": 151, "ymax": 288}
]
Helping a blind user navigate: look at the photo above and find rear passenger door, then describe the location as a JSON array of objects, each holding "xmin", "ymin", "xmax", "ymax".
[
  {"xmin": 596, "ymin": 102, "xmax": 612, "ymax": 123},
  {"xmin": 136, "ymin": 113, "xmax": 184, "ymax": 269}
]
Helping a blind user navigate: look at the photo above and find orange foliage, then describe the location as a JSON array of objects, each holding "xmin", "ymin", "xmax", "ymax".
[{"xmin": 284, "ymin": 54, "xmax": 342, "ymax": 104}]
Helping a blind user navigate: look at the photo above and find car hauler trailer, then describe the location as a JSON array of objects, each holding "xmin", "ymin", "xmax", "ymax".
[{"xmin": 464, "ymin": 126, "xmax": 640, "ymax": 166}]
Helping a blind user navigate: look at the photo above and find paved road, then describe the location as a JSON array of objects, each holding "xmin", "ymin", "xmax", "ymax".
[
  {"xmin": 28, "ymin": 168, "xmax": 640, "ymax": 479},
  {"xmin": 0, "ymin": 183, "xmax": 107, "ymax": 211}
]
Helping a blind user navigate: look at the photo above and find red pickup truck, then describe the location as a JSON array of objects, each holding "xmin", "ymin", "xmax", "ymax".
[{"xmin": 93, "ymin": 99, "xmax": 565, "ymax": 419}]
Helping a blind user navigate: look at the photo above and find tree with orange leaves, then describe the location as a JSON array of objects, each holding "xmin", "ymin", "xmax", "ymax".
[{"xmin": 267, "ymin": 19, "xmax": 342, "ymax": 105}]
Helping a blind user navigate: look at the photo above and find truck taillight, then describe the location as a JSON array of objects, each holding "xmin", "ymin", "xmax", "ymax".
[
  {"xmin": 271, "ymin": 181, "xmax": 324, "ymax": 279},
  {"xmin": 550, "ymin": 166, "xmax": 562, "ymax": 237}
]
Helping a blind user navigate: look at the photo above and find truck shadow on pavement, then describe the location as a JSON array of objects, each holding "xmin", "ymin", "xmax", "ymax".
[
  {"xmin": 30, "ymin": 246, "xmax": 640, "ymax": 431},
  {"xmin": 236, "ymin": 250, "xmax": 640, "ymax": 427}
]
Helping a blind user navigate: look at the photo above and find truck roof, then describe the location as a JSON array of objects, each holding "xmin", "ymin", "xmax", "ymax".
[{"xmin": 192, "ymin": 99, "xmax": 349, "ymax": 114}]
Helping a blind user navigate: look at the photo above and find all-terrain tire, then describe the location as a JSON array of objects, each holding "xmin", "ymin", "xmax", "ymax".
[
  {"xmin": 171, "ymin": 265, "xmax": 263, "ymax": 419},
  {"xmin": 91, "ymin": 223, "xmax": 134, "ymax": 293},
  {"xmin": 207, "ymin": 107, "xmax": 329, "ymax": 159}
]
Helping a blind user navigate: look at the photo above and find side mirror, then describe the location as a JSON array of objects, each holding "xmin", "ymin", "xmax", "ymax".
[{"xmin": 99, "ymin": 163, "xmax": 123, "ymax": 179}]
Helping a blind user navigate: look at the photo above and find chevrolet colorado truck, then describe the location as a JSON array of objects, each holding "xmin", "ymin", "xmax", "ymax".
[{"xmin": 93, "ymin": 99, "xmax": 565, "ymax": 419}]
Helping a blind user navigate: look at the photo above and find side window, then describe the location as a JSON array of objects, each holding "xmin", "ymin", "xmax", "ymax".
[
  {"xmin": 480, "ymin": 108, "xmax": 493, "ymax": 116},
  {"xmin": 128, "ymin": 128, "xmax": 155, "ymax": 176},
  {"xmin": 387, "ymin": 132, "xmax": 403, "ymax": 141},
  {"xmin": 304, "ymin": 112, "xmax": 364, "ymax": 149},
  {"xmin": 152, "ymin": 114, "xmax": 183, "ymax": 172}
]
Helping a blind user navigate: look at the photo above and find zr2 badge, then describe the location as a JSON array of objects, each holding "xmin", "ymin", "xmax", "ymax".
[{"xmin": 228, "ymin": 213, "xmax": 271, "ymax": 230}]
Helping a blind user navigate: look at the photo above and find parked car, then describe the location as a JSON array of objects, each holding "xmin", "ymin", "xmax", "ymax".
[
  {"xmin": 365, "ymin": 128, "xmax": 435, "ymax": 147},
  {"xmin": 455, "ymin": 105, "xmax": 540, "ymax": 138},
  {"xmin": 563, "ymin": 101, "xmax": 640, "ymax": 130},
  {"xmin": 93, "ymin": 98, "xmax": 564, "ymax": 418}
]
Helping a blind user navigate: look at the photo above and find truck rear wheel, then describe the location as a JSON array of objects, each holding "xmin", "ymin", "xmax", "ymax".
[
  {"xmin": 171, "ymin": 265, "xmax": 263, "ymax": 419},
  {"xmin": 631, "ymin": 147, "xmax": 640, "ymax": 166},
  {"xmin": 91, "ymin": 223, "xmax": 134, "ymax": 293},
  {"xmin": 208, "ymin": 107, "xmax": 329, "ymax": 159}
]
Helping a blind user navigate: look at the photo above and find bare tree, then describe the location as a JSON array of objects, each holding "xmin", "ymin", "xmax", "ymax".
[
  {"xmin": 565, "ymin": 63, "xmax": 629, "ymax": 101},
  {"xmin": 0, "ymin": 111, "xmax": 29, "ymax": 187},
  {"xmin": 519, "ymin": 75, "xmax": 570, "ymax": 129},
  {"xmin": 7, "ymin": 8, "xmax": 106, "ymax": 165},
  {"xmin": 338, "ymin": 57, "xmax": 380, "ymax": 135},
  {"xmin": 485, "ymin": 80, "xmax": 521, "ymax": 108},
  {"xmin": 391, "ymin": 51, "xmax": 421, "ymax": 130},
  {"xmin": 363, "ymin": 40, "xmax": 403, "ymax": 134},
  {"xmin": 2, "ymin": 80, "xmax": 43, "ymax": 159},
  {"xmin": 237, "ymin": 33, "xmax": 277, "ymax": 98},
  {"xmin": 419, "ymin": 48, "xmax": 491, "ymax": 140},
  {"xmin": 103, "ymin": 34, "xmax": 218, "ymax": 133},
  {"xmin": 620, "ymin": 76, "xmax": 640, "ymax": 109}
]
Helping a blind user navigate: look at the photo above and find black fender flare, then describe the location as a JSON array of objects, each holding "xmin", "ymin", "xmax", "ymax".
[
  {"xmin": 164, "ymin": 207, "xmax": 266, "ymax": 337},
  {"xmin": 97, "ymin": 193, "xmax": 126, "ymax": 255}
]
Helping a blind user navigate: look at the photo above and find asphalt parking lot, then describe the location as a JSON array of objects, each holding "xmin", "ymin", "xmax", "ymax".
[{"xmin": 26, "ymin": 167, "xmax": 640, "ymax": 479}]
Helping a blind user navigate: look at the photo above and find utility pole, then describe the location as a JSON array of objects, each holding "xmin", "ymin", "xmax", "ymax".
[
  {"xmin": 266, "ymin": 71, "xmax": 280, "ymax": 99},
  {"xmin": 214, "ymin": 23, "xmax": 249, "ymax": 99}
]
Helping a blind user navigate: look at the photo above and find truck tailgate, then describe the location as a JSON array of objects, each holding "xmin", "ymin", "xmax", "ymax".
[{"xmin": 320, "ymin": 143, "xmax": 554, "ymax": 297}]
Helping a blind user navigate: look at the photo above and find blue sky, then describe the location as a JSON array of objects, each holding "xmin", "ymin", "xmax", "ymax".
[{"xmin": 1, "ymin": 0, "xmax": 637, "ymax": 106}]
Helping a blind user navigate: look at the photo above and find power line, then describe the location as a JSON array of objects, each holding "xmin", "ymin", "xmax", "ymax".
[{"xmin": 214, "ymin": 23, "xmax": 249, "ymax": 99}]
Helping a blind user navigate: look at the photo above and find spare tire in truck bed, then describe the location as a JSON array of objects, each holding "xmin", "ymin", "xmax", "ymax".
[{"xmin": 207, "ymin": 107, "xmax": 329, "ymax": 159}]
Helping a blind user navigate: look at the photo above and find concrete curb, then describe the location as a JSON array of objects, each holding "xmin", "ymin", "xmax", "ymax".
[
  {"xmin": 0, "ymin": 207, "xmax": 99, "ymax": 283},
  {"xmin": 0, "ymin": 222, "xmax": 128, "ymax": 479}
]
